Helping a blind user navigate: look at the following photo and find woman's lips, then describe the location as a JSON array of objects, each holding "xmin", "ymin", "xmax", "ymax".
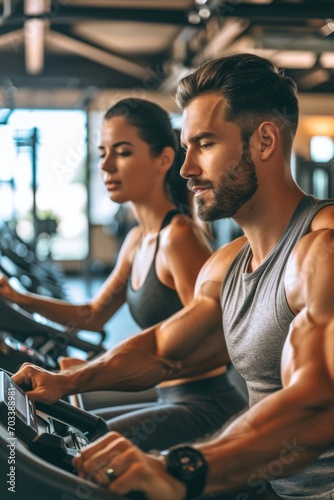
[{"xmin": 105, "ymin": 181, "xmax": 121, "ymax": 191}]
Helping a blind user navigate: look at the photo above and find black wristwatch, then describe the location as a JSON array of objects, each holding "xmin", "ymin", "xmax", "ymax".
[{"xmin": 161, "ymin": 445, "xmax": 208, "ymax": 499}]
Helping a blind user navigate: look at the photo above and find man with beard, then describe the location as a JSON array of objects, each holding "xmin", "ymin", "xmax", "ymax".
[{"xmin": 12, "ymin": 54, "xmax": 334, "ymax": 499}]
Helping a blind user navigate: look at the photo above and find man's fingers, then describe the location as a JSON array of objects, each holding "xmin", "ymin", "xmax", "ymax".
[
  {"xmin": 73, "ymin": 432, "xmax": 124, "ymax": 469},
  {"xmin": 73, "ymin": 436, "xmax": 141, "ymax": 487},
  {"xmin": 11, "ymin": 364, "xmax": 33, "ymax": 386},
  {"xmin": 74, "ymin": 435, "xmax": 132, "ymax": 481},
  {"xmin": 107, "ymin": 462, "xmax": 148, "ymax": 497},
  {"xmin": 10, "ymin": 364, "xmax": 59, "ymax": 403}
]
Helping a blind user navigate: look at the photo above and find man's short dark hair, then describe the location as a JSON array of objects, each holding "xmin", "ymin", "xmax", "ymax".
[{"xmin": 176, "ymin": 53, "xmax": 299, "ymax": 152}]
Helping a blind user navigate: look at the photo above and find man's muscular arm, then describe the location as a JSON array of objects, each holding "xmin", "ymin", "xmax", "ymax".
[
  {"xmin": 12, "ymin": 239, "xmax": 245, "ymax": 404},
  {"xmin": 194, "ymin": 229, "xmax": 334, "ymax": 494}
]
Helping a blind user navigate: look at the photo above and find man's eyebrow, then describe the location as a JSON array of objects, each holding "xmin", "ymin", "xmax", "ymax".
[{"xmin": 181, "ymin": 132, "xmax": 217, "ymax": 148}]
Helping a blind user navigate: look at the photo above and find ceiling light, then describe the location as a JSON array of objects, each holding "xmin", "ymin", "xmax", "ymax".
[
  {"xmin": 198, "ymin": 8, "xmax": 211, "ymax": 20},
  {"xmin": 195, "ymin": 0, "xmax": 208, "ymax": 5},
  {"xmin": 320, "ymin": 52, "xmax": 334, "ymax": 69},
  {"xmin": 271, "ymin": 51, "xmax": 317, "ymax": 69},
  {"xmin": 245, "ymin": 50, "xmax": 317, "ymax": 71}
]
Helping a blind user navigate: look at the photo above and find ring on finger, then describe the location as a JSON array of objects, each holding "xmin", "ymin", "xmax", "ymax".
[{"xmin": 105, "ymin": 467, "xmax": 117, "ymax": 481}]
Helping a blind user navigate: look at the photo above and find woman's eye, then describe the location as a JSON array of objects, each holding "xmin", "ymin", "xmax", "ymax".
[{"xmin": 116, "ymin": 151, "xmax": 132, "ymax": 157}]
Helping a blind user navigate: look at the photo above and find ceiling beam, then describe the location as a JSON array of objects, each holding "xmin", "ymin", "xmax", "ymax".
[
  {"xmin": 49, "ymin": 28, "xmax": 150, "ymax": 80},
  {"xmin": 219, "ymin": 2, "xmax": 334, "ymax": 22},
  {"xmin": 0, "ymin": 6, "xmax": 202, "ymax": 26},
  {"xmin": 0, "ymin": 24, "xmax": 22, "ymax": 34},
  {"xmin": 4, "ymin": 3, "xmax": 332, "ymax": 27},
  {"xmin": 0, "ymin": 52, "xmax": 142, "ymax": 88}
]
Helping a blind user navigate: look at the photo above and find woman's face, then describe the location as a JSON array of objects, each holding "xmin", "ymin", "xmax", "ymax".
[{"xmin": 99, "ymin": 116, "xmax": 164, "ymax": 204}]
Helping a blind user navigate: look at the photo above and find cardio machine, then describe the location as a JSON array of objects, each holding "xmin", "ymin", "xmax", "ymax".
[
  {"xmin": 0, "ymin": 227, "xmax": 106, "ymax": 373},
  {"xmin": 0, "ymin": 369, "xmax": 145, "ymax": 500},
  {"xmin": 0, "ymin": 293, "xmax": 106, "ymax": 373}
]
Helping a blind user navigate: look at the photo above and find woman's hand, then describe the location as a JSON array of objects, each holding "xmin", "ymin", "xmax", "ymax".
[
  {"xmin": 0, "ymin": 274, "xmax": 19, "ymax": 303},
  {"xmin": 73, "ymin": 432, "xmax": 187, "ymax": 500}
]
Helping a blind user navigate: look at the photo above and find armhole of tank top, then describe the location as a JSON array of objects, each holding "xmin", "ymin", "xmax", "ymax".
[
  {"xmin": 276, "ymin": 281, "xmax": 295, "ymax": 335},
  {"xmin": 276, "ymin": 199, "xmax": 334, "ymax": 333},
  {"xmin": 220, "ymin": 242, "xmax": 249, "ymax": 306}
]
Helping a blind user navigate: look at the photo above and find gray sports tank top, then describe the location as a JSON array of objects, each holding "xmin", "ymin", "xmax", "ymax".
[{"xmin": 221, "ymin": 195, "xmax": 334, "ymax": 499}]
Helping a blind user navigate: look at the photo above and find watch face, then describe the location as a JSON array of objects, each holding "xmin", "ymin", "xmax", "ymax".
[{"xmin": 168, "ymin": 446, "xmax": 207, "ymax": 481}]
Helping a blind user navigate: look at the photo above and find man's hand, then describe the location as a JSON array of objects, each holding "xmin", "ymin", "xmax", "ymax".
[
  {"xmin": 73, "ymin": 432, "xmax": 187, "ymax": 500},
  {"xmin": 11, "ymin": 363, "xmax": 65, "ymax": 404}
]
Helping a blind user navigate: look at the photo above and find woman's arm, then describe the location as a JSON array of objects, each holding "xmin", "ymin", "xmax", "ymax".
[{"xmin": 0, "ymin": 227, "xmax": 141, "ymax": 331}]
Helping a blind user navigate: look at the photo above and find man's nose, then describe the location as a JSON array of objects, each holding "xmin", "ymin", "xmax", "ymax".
[{"xmin": 180, "ymin": 150, "xmax": 201, "ymax": 179}]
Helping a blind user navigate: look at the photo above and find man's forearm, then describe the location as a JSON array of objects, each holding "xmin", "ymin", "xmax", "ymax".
[
  {"xmin": 196, "ymin": 385, "xmax": 334, "ymax": 494},
  {"xmin": 60, "ymin": 331, "xmax": 181, "ymax": 395},
  {"xmin": 58, "ymin": 296, "xmax": 228, "ymax": 396}
]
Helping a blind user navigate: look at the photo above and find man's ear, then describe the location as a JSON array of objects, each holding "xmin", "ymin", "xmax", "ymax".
[
  {"xmin": 159, "ymin": 146, "xmax": 175, "ymax": 174},
  {"xmin": 256, "ymin": 121, "xmax": 280, "ymax": 160}
]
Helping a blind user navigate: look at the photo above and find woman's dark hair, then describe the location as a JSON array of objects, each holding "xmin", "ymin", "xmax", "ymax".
[
  {"xmin": 176, "ymin": 53, "xmax": 299, "ymax": 153},
  {"xmin": 104, "ymin": 98, "xmax": 190, "ymax": 215}
]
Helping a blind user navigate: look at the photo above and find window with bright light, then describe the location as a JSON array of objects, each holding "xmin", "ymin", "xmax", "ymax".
[
  {"xmin": 310, "ymin": 135, "xmax": 334, "ymax": 163},
  {"xmin": 0, "ymin": 109, "xmax": 88, "ymax": 261}
]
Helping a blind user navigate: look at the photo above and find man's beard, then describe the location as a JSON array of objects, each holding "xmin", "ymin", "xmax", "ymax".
[{"xmin": 190, "ymin": 149, "xmax": 258, "ymax": 222}]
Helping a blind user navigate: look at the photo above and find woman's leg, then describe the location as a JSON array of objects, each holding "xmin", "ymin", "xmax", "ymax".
[{"xmin": 106, "ymin": 374, "xmax": 247, "ymax": 452}]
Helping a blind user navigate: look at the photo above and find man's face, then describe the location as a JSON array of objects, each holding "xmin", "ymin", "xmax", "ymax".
[{"xmin": 180, "ymin": 93, "xmax": 258, "ymax": 222}]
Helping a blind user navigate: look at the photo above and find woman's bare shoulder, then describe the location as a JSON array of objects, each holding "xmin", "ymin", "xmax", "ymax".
[{"xmin": 161, "ymin": 213, "xmax": 212, "ymax": 252}]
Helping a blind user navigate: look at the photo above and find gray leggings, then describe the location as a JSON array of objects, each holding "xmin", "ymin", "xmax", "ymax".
[
  {"xmin": 97, "ymin": 372, "xmax": 247, "ymax": 452},
  {"xmin": 194, "ymin": 484, "xmax": 281, "ymax": 499}
]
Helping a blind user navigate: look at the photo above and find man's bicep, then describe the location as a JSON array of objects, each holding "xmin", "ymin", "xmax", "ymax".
[
  {"xmin": 282, "ymin": 232, "xmax": 334, "ymax": 394},
  {"xmin": 155, "ymin": 291, "xmax": 226, "ymax": 364}
]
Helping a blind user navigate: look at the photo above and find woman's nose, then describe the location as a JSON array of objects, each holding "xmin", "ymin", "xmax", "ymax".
[{"xmin": 100, "ymin": 155, "xmax": 116, "ymax": 173}]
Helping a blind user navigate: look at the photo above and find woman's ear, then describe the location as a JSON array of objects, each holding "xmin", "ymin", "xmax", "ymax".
[
  {"xmin": 256, "ymin": 121, "xmax": 280, "ymax": 160},
  {"xmin": 159, "ymin": 146, "xmax": 175, "ymax": 173}
]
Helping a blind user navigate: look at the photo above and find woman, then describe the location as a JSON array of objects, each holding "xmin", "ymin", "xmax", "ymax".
[{"xmin": 0, "ymin": 98, "xmax": 246, "ymax": 451}]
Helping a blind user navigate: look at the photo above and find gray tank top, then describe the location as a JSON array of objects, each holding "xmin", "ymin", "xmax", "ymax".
[{"xmin": 221, "ymin": 195, "xmax": 334, "ymax": 499}]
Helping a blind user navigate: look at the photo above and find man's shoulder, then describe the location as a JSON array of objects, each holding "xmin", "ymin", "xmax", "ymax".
[
  {"xmin": 195, "ymin": 236, "xmax": 247, "ymax": 300},
  {"xmin": 288, "ymin": 201, "xmax": 334, "ymax": 274},
  {"xmin": 215, "ymin": 235, "xmax": 248, "ymax": 262},
  {"xmin": 295, "ymin": 200, "xmax": 334, "ymax": 266},
  {"xmin": 293, "ymin": 228, "xmax": 334, "ymax": 262},
  {"xmin": 286, "ymin": 228, "xmax": 334, "ymax": 315},
  {"xmin": 197, "ymin": 236, "xmax": 247, "ymax": 284},
  {"xmin": 310, "ymin": 203, "xmax": 334, "ymax": 232}
]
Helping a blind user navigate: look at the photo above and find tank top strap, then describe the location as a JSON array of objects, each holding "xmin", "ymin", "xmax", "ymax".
[
  {"xmin": 153, "ymin": 209, "xmax": 180, "ymax": 257},
  {"xmin": 160, "ymin": 209, "xmax": 180, "ymax": 229}
]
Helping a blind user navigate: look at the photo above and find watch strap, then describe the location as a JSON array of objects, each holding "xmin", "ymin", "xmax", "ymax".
[{"xmin": 162, "ymin": 445, "xmax": 208, "ymax": 499}]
